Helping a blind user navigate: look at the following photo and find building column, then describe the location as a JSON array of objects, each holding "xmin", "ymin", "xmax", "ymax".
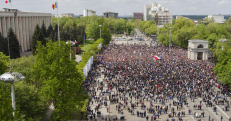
[
  {"xmin": 11, "ymin": 17, "xmax": 15, "ymax": 33},
  {"xmin": 6, "ymin": 17, "xmax": 11, "ymax": 34},
  {"xmin": 2, "ymin": 17, "xmax": 7, "ymax": 37},
  {"xmin": 0, "ymin": 17, "xmax": 2, "ymax": 35},
  {"xmin": 28, "ymin": 16, "xmax": 32, "ymax": 50},
  {"xmin": 14, "ymin": 16, "xmax": 20, "ymax": 51},
  {"xmin": 45, "ymin": 16, "xmax": 48, "ymax": 29},
  {"xmin": 19, "ymin": 17, "xmax": 24, "ymax": 52},
  {"xmin": 22, "ymin": 17, "xmax": 27, "ymax": 51},
  {"xmin": 25, "ymin": 17, "xmax": 29, "ymax": 50}
]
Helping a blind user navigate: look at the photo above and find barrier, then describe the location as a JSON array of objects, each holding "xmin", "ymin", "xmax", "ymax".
[{"xmin": 83, "ymin": 56, "xmax": 93, "ymax": 78}]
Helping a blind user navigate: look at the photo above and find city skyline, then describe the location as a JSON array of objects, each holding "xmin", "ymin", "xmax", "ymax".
[{"xmin": 0, "ymin": 0, "xmax": 231, "ymax": 16}]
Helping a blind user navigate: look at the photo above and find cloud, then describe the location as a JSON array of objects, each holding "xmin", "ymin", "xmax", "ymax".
[
  {"xmin": 218, "ymin": 0, "xmax": 230, "ymax": 5},
  {"xmin": 0, "ymin": 0, "xmax": 230, "ymax": 15}
]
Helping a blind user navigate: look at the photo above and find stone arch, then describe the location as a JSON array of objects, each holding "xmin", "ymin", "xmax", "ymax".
[{"xmin": 197, "ymin": 44, "xmax": 203, "ymax": 48}]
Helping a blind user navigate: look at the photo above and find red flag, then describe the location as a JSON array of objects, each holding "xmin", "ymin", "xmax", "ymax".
[
  {"xmin": 52, "ymin": 4, "xmax": 55, "ymax": 10},
  {"xmin": 75, "ymin": 40, "xmax": 78, "ymax": 44}
]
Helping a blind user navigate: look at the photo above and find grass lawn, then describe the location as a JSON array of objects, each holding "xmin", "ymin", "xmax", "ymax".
[{"xmin": 79, "ymin": 40, "xmax": 94, "ymax": 53}]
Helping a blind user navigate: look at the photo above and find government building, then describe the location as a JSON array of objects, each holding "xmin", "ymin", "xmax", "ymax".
[
  {"xmin": 0, "ymin": 8, "xmax": 52, "ymax": 52},
  {"xmin": 144, "ymin": 2, "xmax": 172, "ymax": 25}
]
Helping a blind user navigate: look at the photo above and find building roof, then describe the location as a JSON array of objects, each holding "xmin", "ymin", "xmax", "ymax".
[
  {"xmin": 105, "ymin": 11, "xmax": 118, "ymax": 14},
  {"xmin": 188, "ymin": 39, "xmax": 209, "ymax": 43}
]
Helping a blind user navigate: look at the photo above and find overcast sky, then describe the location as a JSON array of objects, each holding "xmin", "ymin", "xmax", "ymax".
[{"xmin": 1, "ymin": 0, "xmax": 231, "ymax": 16}]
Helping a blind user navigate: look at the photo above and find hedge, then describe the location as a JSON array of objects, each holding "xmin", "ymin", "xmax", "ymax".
[{"xmin": 77, "ymin": 38, "xmax": 105, "ymax": 71}]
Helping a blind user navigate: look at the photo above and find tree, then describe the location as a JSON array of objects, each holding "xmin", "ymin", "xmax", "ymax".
[
  {"xmin": 85, "ymin": 22, "xmax": 100, "ymax": 41},
  {"xmin": 0, "ymin": 82, "xmax": 15, "ymax": 120},
  {"xmin": 47, "ymin": 24, "xmax": 54, "ymax": 39},
  {"xmin": 31, "ymin": 40, "xmax": 84, "ymax": 120},
  {"xmin": 7, "ymin": 28, "xmax": 20, "ymax": 59},
  {"xmin": 14, "ymin": 81, "xmax": 49, "ymax": 120},
  {"xmin": 213, "ymin": 50, "xmax": 231, "ymax": 89},
  {"xmin": 31, "ymin": 24, "xmax": 46, "ymax": 55},
  {"xmin": 141, "ymin": 16, "xmax": 143, "ymax": 21},
  {"xmin": 41, "ymin": 21, "xmax": 47, "ymax": 38},
  {"xmin": 0, "ymin": 52, "xmax": 8, "ymax": 75},
  {"xmin": 101, "ymin": 21, "xmax": 111, "ymax": 44},
  {"xmin": 207, "ymin": 33, "xmax": 217, "ymax": 49},
  {"xmin": 0, "ymin": 33, "xmax": 8, "ymax": 55},
  {"xmin": 70, "ymin": 22, "xmax": 78, "ymax": 41}
]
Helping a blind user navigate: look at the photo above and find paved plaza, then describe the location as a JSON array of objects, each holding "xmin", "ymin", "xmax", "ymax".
[{"xmin": 86, "ymin": 29, "xmax": 231, "ymax": 121}]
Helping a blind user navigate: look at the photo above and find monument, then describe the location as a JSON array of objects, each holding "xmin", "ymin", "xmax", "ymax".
[{"xmin": 188, "ymin": 40, "xmax": 209, "ymax": 60}]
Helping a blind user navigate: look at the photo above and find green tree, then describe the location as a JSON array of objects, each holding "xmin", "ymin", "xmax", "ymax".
[
  {"xmin": 0, "ymin": 52, "xmax": 8, "ymax": 75},
  {"xmin": 101, "ymin": 21, "xmax": 111, "ymax": 44},
  {"xmin": 0, "ymin": 33, "xmax": 8, "ymax": 55},
  {"xmin": 31, "ymin": 40, "xmax": 84, "ymax": 120},
  {"xmin": 7, "ymin": 28, "xmax": 20, "ymax": 59},
  {"xmin": 0, "ymin": 82, "xmax": 15, "ymax": 120},
  {"xmin": 207, "ymin": 33, "xmax": 217, "ymax": 49},
  {"xmin": 70, "ymin": 22, "xmax": 78, "ymax": 41},
  {"xmin": 15, "ymin": 81, "xmax": 48, "ymax": 120},
  {"xmin": 41, "ymin": 21, "xmax": 47, "ymax": 38},
  {"xmin": 213, "ymin": 50, "xmax": 231, "ymax": 89},
  {"xmin": 47, "ymin": 24, "xmax": 54, "ymax": 39},
  {"xmin": 85, "ymin": 22, "xmax": 100, "ymax": 41},
  {"xmin": 31, "ymin": 24, "xmax": 46, "ymax": 55}
]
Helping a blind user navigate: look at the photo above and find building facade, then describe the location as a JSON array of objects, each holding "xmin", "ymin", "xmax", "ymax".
[
  {"xmin": 83, "ymin": 9, "xmax": 96, "ymax": 17},
  {"xmin": 144, "ymin": 2, "xmax": 172, "ymax": 25},
  {"xmin": 133, "ymin": 12, "xmax": 144, "ymax": 20},
  {"xmin": 103, "ymin": 12, "xmax": 118, "ymax": 19},
  {"xmin": 0, "ymin": 9, "xmax": 52, "ymax": 52},
  {"xmin": 61, "ymin": 13, "xmax": 74, "ymax": 17},
  {"xmin": 208, "ymin": 15, "xmax": 225, "ymax": 23}
]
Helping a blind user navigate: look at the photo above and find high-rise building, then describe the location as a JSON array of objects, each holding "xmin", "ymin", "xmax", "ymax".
[
  {"xmin": 133, "ymin": 12, "xmax": 144, "ymax": 20},
  {"xmin": 103, "ymin": 12, "xmax": 118, "ymax": 19},
  {"xmin": 83, "ymin": 9, "xmax": 96, "ymax": 17},
  {"xmin": 0, "ymin": 8, "xmax": 52, "ymax": 52},
  {"xmin": 144, "ymin": 2, "xmax": 172, "ymax": 25},
  {"xmin": 61, "ymin": 13, "xmax": 74, "ymax": 17}
]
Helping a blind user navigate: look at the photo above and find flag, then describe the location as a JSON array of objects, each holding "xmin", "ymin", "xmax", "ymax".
[
  {"xmin": 5, "ymin": 0, "xmax": 11, "ymax": 3},
  {"xmin": 52, "ymin": 2, "xmax": 57, "ymax": 10},
  {"xmin": 75, "ymin": 40, "xmax": 78, "ymax": 44}
]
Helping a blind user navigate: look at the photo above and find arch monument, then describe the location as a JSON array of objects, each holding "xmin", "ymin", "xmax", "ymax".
[{"xmin": 188, "ymin": 40, "xmax": 209, "ymax": 60}]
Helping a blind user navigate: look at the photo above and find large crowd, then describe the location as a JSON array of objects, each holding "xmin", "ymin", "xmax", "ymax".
[{"xmin": 82, "ymin": 41, "xmax": 231, "ymax": 121}]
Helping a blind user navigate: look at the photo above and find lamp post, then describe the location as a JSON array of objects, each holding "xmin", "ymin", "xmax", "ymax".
[
  {"xmin": 99, "ymin": 25, "xmax": 102, "ymax": 39},
  {"xmin": 0, "ymin": 72, "xmax": 25, "ymax": 118},
  {"xmin": 169, "ymin": 27, "xmax": 172, "ymax": 53},
  {"xmin": 219, "ymin": 39, "xmax": 227, "ymax": 51},
  {"xmin": 65, "ymin": 41, "xmax": 75, "ymax": 61}
]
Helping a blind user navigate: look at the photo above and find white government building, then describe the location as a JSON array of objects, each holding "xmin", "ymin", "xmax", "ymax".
[
  {"xmin": 0, "ymin": 8, "xmax": 52, "ymax": 52},
  {"xmin": 144, "ymin": 2, "xmax": 172, "ymax": 25},
  {"xmin": 83, "ymin": 9, "xmax": 96, "ymax": 17}
]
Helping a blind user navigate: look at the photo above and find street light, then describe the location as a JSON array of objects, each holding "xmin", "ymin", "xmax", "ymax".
[
  {"xmin": 65, "ymin": 41, "xmax": 75, "ymax": 61},
  {"xmin": 219, "ymin": 39, "xmax": 227, "ymax": 51},
  {"xmin": 0, "ymin": 72, "xmax": 25, "ymax": 117},
  {"xmin": 169, "ymin": 27, "xmax": 172, "ymax": 53},
  {"xmin": 99, "ymin": 25, "xmax": 102, "ymax": 39}
]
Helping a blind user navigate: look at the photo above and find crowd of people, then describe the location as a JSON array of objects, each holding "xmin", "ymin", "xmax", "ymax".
[{"xmin": 82, "ymin": 40, "xmax": 231, "ymax": 121}]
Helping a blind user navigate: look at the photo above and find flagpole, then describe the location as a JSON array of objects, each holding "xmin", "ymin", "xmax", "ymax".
[{"xmin": 57, "ymin": 0, "xmax": 60, "ymax": 46}]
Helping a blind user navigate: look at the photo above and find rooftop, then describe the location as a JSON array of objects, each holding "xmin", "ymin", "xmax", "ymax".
[
  {"xmin": 188, "ymin": 39, "xmax": 209, "ymax": 43},
  {"xmin": 104, "ymin": 12, "xmax": 118, "ymax": 14}
]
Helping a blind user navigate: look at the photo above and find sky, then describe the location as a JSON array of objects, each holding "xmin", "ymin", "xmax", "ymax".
[{"xmin": 1, "ymin": 0, "xmax": 231, "ymax": 16}]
